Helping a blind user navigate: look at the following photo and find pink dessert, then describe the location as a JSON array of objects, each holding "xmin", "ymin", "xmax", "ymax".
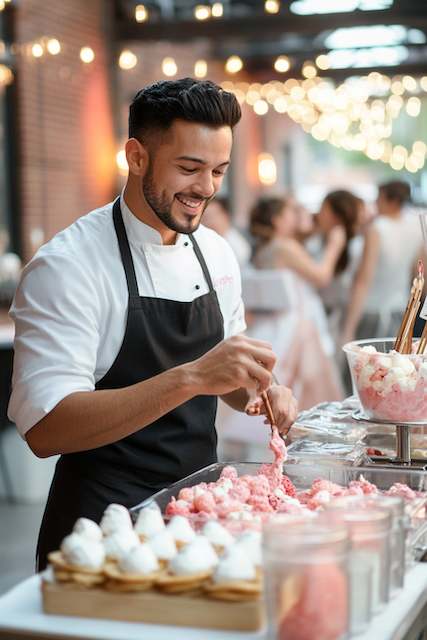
[
  {"xmin": 348, "ymin": 344, "xmax": 427, "ymax": 422},
  {"xmin": 278, "ymin": 564, "xmax": 348, "ymax": 640}
]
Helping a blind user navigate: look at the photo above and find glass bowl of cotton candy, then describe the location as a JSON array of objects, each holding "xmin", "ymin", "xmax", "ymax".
[{"xmin": 343, "ymin": 338, "xmax": 427, "ymax": 424}]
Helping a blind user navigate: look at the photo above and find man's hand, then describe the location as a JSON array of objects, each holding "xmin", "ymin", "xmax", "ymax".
[
  {"xmin": 245, "ymin": 384, "xmax": 298, "ymax": 436},
  {"xmin": 186, "ymin": 334, "xmax": 276, "ymax": 396}
]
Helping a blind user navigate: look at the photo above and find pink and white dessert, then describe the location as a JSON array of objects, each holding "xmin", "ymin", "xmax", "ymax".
[{"xmin": 344, "ymin": 340, "xmax": 427, "ymax": 422}]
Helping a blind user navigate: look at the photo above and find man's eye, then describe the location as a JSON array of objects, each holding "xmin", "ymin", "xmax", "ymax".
[
  {"xmin": 213, "ymin": 170, "xmax": 225, "ymax": 177},
  {"xmin": 179, "ymin": 166, "xmax": 197, "ymax": 173}
]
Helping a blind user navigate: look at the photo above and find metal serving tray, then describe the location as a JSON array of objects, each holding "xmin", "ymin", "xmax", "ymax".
[{"xmin": 131, "ymin": 461, "xmax": 427, "ymax": 515}]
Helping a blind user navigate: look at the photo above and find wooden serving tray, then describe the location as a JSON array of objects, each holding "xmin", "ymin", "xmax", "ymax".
[{"xmin": 41, "ymin": 580, "xmax": 264, "ymax": 632}]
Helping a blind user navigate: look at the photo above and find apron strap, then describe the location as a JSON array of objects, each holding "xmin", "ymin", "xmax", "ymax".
[
  {"xmin": 189, "ymin": 233, "xmax": 215, "ymax": 293},
  {"xmin": 113, "ymin": 197, "xmax": 215, "ymax": 297},
  {"xmin": 112, "ymin": 198, "xmax": 141, "ymax": 306}
]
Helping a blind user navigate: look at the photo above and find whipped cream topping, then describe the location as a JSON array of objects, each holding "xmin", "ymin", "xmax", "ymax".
[
  {"xmin": 166, "ymin": 515, "xmax": 196, "ymax": 544},
  {"xmin": 213, "ymin": 546, "xmax": 256, "ymax": 583},
  {"xmin": 202, "ymin": 521, "xmax": 234, "ymax": 548},
  {"xmin": 169, "ymin": 535, "xmax": 218, "ymax": 576},
  {"xmin": 100, "ymin": 503, "xmax": 133, "ymax": 536},
  {"xmin": 148, "ymin": 529, "xmax": 177, "ymax": 561},
  {"xmin": 118, "ymin": 543, "xmax": 159, "ymax": 575},
  {"xmin": 73, "ymin": 517, "xmax": 102, "ymax": 542},
  {"xmin": 60, "ymin": 532, "xmax": 105, "ymax": 570},
  {"xmin": 234, "ymin": 531, "xmax": 262, "ymax": 567},
  {"xmin": 103, "ymin": 529, "xmax": 140, "ymax": 560},
  {"xmin": 135, "ymin": 506, "xmax": 165, "ymax": 538}
]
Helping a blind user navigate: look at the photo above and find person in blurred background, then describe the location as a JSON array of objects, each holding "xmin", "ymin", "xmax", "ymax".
[
  {"xmin": 202, "ymin": 196, "xmax": 251, "ymax": 267},
  {"xmin": 249, "ymin": 195, "xmax": 344, "ymax": 409},
  {"xmin": 341, "ymin": 180, "xmax": 423, "ymax": 342},
  {"xmin": 314, "ymin": 190, "xmax": 363, "ymax": 344}
]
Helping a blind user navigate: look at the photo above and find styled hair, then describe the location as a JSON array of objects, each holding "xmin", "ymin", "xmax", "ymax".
[
  {"xmin": 129, "ymin": 78, "xmax": 241, "ymax": 141},
  {"xmin": 323, "ymin": 190, "xmax": 359, "ymax": 275},
  {"xmin": 249, "ymin": 196, "xmax": 291, "ymax": 246},
  {"xmin": 379, "ymin": 180, "xmax": 411, "ymax": 206}
]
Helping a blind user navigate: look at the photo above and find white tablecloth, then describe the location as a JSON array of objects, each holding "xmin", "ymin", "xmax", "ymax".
[{"xmin": 1, "ymin": 565, "xmax": 427, "ymax": 640}]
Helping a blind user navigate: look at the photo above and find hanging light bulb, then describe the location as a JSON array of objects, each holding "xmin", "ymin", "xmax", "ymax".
[
  {"xmin": 31, "ymin": 43, "xmax": 44, "ymax": 58},
  {"xmin": 194, "ymin": 4, "xmax": 211, "ymax": 20},
  {"xmin": 302, "ymin": 61, "xmax": 317, "ymax": 79},
  {"xmin": 162, "ymin": 57, "xmax": 177, "ymax": 77},
  {"xmin": 47, "ymin": 39, "xmax": 61, "ymax": 55},
  {"xmin": 135, "ymin": 4, "xmax": 148, "ymax": 22},
  {"xmin": 265, "ymin": 0, "xmax": 280, "ymax": 14},
  {"xmin": 406, "ymin": 96, "xmax": 421, "ymax": 117},
  {"xmin": 80, "ymin": 47, "xmax": 95, "ymax": 63},
  {"xmin": 194, "ymin": 59, "xmax": 208, "ymax": 78},
  {"xmin": 212, "ymin": 2, "xmax": 223, "ymax": 17},
  {"xmin": 258, "ymin": 153, "xmax": 277, "ymax": 186},
  {"xmin": 119, "ymin": 50, "xmax": 138, "ymax": 70},
  {"xmin": 225, "ymin": 55, "xmax": 243, "ymax": 74},
  {"xmin": 315, "ymin": 54, "xmax": 330, "ymax": 70},
  {"xmin": 274, "ymin": 55, "xmax": 290, "ymax": 73},
  {"xmin": 254, "ymin": 99, "xmax": 269, "ymax": 115}
]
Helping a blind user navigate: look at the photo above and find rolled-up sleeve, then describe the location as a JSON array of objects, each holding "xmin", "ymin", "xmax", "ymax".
[{"xmin": 8, "ymin": 252, "xmax": 101, "ymax": 437}]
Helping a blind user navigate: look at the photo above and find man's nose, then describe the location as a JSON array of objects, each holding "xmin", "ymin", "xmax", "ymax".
[{"xmin": 193, "ymin": 172, "xmax": 214, "ymax": 199}]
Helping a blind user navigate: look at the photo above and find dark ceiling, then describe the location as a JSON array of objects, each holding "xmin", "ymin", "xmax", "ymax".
[{"xmin": 113, "ymin": 0, "xmax": 427, "ymax": 79}]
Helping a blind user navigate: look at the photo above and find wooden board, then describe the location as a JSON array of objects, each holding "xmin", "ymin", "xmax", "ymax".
[{"xmin": 41, "ymin": 580, "xmax": 264, "ymax": 632}]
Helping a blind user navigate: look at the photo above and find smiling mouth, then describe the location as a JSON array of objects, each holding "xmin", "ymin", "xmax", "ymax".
[{"xmin": 175, "ymin": 194, "xmax": 205, "ymax": 211}]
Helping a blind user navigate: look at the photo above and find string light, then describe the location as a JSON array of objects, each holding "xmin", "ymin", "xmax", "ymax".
[
  {"xmin": 162, "ymin": 56, "xmax": 177, "ymax": 77},
  {"xmin": 223, "ymin": 73, "xmax": 427, "ymax": 173},
  {"xmin": 302, "ymin": 61, "xmax": 317, "ymax": 79},
  {"xmin": 80, "ymin": 47, "xmax": 95, "ymax": 63},
  {"xmin": 258, "ymin": 153, "xmax": 277, "ymax": 185},
  {"xmin": 0, "ymin": 64, "xmax": 13, "ymax": 86},
  {"xmin": 194, "ymin": 4, "xmax": 211, "ymax": 20},
  {"xmin": 274, "ymin": 55, "xmax": 290, "ymax": 73},
  {"xmin": 135, "ymin": 4, "xmax": 148, "ymax": 22},
  {"xmin": 118, "ymin": 50, "xmax": 137, "ymax": 70},
  {"xmin": 225, "ymin": 55, "xmax": 243, "ymax": 74},
  {"xmin": 265, "ymin": 0, "xmax": 280, "ymax": 14},
  {"xmin": 46, "ymin": 39, "xmax": 61, "ymax": 55},
  {"xmin": 31, "ymin": 43, "xmax": 43, "ymax": 58},
  {"xmin": 194, "ymin": 59, "xmax": 208, "ymax": 78},
  {"xmin": 315, "ymin": 54, "xmax": 330, "ymax": 70},
  {"xmin": 212, "ymin": 2, "xmax": 223, "ymax": 17}
]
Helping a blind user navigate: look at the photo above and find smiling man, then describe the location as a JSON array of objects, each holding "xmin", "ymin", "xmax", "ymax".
[{"xmin": 9, "ymin": 78, "xmax": 297, "ymax": 571}]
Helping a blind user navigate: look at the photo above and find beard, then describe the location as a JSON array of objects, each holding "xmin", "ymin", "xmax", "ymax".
[{"xmin": 142, "ymin": 166, "xmax": 212, "ymax": 235}]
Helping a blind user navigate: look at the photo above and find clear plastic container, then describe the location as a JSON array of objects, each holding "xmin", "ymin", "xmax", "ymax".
[
  {"xmin": 263, "ymin": 520, "xmax": 349, "ymax": 640},
  {"xmin": 324, "ymin": 504, "xmax": 392, "ymax": 614},
  {"xmin": 343, "ymin": 338, "xmax": 427, "ymax": 423},
  {"xmin": 287, "ymin": 438, "xmax": 368, "ymax": 466}
]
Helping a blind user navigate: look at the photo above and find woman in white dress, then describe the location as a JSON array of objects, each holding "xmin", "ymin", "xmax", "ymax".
[
  {"xmin": 342, "ymin": 181, "xmax": 423, "ymax": 342},
  {"xmin": 249, "ymin": 196, "xmax": 345, "ymax": 409}
]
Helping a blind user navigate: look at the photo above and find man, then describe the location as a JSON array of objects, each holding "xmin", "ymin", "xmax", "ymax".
[{"xmin": 9, "ymin": 78, "xmax": 297, "ymax": 570}]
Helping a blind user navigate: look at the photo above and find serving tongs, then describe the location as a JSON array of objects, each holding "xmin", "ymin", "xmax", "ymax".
[{"xmin": 394, "ymin": 260, "xmax": 424, "ymax": 354}]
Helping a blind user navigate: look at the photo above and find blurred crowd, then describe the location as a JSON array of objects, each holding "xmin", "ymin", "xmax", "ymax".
[{"xmin": 203, "ymin": 180, "xmax": 424, "ymax": 436}]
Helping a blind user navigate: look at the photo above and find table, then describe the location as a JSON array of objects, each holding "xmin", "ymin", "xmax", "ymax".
[{"xmin": 1, "ymin": 565, "xmax": 427, "ymax": 640}]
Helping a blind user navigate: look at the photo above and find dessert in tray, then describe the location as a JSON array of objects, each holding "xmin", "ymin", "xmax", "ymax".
[{"xmin": 344, "ymin": 261, "xmax": 427, "ymax": 423}]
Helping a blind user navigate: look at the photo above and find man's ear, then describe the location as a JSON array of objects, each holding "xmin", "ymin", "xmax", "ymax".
[{"xmin": 125, "ymin": 138, "xmax": 149, "ymax": 176}]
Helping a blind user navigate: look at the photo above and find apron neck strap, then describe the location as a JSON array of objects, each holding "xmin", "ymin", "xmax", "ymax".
[{"xmin": 189, "ymin": 233, "xmax": 214, "ymax": 292}]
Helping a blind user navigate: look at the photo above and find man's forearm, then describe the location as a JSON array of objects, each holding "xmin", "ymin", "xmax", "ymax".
[
  {"xmin": 26, "ymin": 364, "xmax": 198, "ymax": 458},
  {"xmin": 220, "ymin": 387, "xmax": 250, "ymax": 411}
]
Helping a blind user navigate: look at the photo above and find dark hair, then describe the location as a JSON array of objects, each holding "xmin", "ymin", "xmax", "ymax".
[
  {"xmin": 249, "ymin": 196, "xmax": 291, "ymax": 245},
  {"xmin": 323, "ymin": 190, "xmax": 359, "ymax": 275},
  {"xmin": 129, "ymin": 78, "xmax": 241, "ymax": 141},
  {"xmin": 379, "ymin": 180, "xmax": 411, "ymax": 206}
]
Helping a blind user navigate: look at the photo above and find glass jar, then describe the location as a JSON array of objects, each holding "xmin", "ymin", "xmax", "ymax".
[
  {"xmin": 365, "ymin": 495, "xmax": 405, "ymax": 594},
  {"xmin": 325, "ymin": 504, "xmax": 391, "ymax": 614},
  {"xmin": 263, "ymin": 520, "xmax": 349, "ymax": 640}
]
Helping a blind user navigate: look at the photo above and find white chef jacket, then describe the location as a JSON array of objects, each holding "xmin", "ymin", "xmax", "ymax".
[{"xmin": 9, "ymin": 195, "xmax": 246, "ymax": 437}]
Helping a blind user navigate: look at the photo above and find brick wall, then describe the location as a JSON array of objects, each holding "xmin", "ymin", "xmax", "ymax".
[{"xmin": 16, "ymin": 0, "xmax": 117, "ymax": 260}]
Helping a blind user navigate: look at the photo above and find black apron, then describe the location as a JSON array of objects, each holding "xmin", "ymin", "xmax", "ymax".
[{"xmin": 36, "ymin": 198, "xmax": 224, "ymax": 570}]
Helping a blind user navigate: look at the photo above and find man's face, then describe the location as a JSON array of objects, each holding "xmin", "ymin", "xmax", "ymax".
[{"xmin": 142, "ymin": 120, "xmax": 232, "ymax": 235}]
